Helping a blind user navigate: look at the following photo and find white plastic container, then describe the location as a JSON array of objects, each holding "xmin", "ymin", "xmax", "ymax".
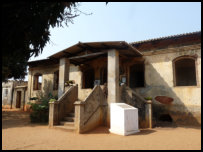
[{"xmin": 109, "ymin": 103, "xmax": 140, "ymax": 136}]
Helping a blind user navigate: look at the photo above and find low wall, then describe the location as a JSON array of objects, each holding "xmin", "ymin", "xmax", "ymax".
[
  {"xmin": 49, "ymin": 85, "xmax": 78, "ymax": 127},
  {"xmin": 74, "ymin": 85, "xmax": 107, "ymax": 133},
  {"xmin": 120, "ymin": 85, "xmax": 150, "ymax": 128}
]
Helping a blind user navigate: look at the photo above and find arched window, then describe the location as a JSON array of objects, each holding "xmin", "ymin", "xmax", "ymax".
[
  {"xmin": 173, "ymin": 56, "xmax": 197, "ymax": 86},
  {"xmin": 33, "ymin": 73, "xmax": 42, "ymax": 90}
]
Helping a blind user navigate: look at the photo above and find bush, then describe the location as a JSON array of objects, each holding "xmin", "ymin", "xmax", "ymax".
[{"xmin": 30, "ymin": 93, "xmax": 58, "ymax": 123}]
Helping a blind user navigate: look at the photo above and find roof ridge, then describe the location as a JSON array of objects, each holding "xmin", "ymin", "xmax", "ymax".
[{"xmin": 130, "ymin": 31, "xmax": 201, "ymax": 45}]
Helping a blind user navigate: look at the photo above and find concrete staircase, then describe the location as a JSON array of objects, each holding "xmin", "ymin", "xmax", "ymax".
[{"xmin": 53, "ymin": 112, "xmax": 76, "ymax": 132}]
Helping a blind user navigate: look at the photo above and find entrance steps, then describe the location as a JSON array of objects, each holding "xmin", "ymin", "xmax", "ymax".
[{"xmin": 53, "ymin": 112, "xmax": 76, "ymax": 132}]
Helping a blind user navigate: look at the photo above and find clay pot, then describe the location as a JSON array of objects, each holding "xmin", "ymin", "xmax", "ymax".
[{"xmin": 155, "ymin": 96, "xmax": 173, "ymax": 104}]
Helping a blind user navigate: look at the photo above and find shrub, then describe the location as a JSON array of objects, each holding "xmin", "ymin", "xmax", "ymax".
[{"xmin": 29, "ymin": 93, "xmax": 58, "ymax": 123}]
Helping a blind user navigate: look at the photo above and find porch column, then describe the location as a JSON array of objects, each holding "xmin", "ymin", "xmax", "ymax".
[
  {"xmin": 58, "ymin": 58, "xmax": 70, "ymax": 98},
  {"xmin": 107, "ymin": 49, "xmax": 120, "ymax": 125},
  {"xmin": 107, "ymin": 49, "xmax": 120, "ymax": 103}
]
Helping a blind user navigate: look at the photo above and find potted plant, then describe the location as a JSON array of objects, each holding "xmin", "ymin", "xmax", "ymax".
[
  {"xmin": 49, "ymin": 98, "xmax": 57, "ymax": 103},
  {"xmin": 144, "ymin": 97, "xmax": 152, "ymax": 104},
  {"xmin": 65, "ymin": 80, "xmax": 75, "ymax": 86}
]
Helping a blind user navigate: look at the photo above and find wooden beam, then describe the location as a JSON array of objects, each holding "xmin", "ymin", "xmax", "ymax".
[
  {"xmin": 68, "ymin": 51, "xmax": 107, "ymax": 60},
  {"xmin": 101, "ymin": 43, "xmax": 111, "ymax": 49},
  {"xmin": 77, "ymin": 42, "xmax": 98, "ymax": 53},
  {"xmin": 101, "ymin": 43, "xmax": 127, "ymax": 50},
  {"xmin": 123, "ymin": 42, "xmax": 143, "ymax": 56},
  {"xmin": 77, "ymin": 54, "xmax": 107, "ymax": 64},
  {"xmin": 81, "ymin": 43, "xmax": 101, "ymax": 53}
]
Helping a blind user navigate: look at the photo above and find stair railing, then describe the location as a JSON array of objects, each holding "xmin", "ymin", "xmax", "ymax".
[{"xmin": 49, "ymin": 84, "xmax": 78, "ymax": 127}]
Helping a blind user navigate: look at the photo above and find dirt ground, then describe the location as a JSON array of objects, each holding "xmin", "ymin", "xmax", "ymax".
[{"xmin": 2, "ymin": 109, "xmax": 201, "ymax": 150}]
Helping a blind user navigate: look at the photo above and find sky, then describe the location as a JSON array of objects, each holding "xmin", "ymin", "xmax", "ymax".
[{"xmin": 29, "ymin": 2, "xmax": 201, "ymax": 62}]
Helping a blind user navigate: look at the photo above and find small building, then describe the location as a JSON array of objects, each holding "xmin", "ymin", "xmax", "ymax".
[
  {"xmin": 26, "ymin": 31, "xmax": 201, "ymax": 132},
  {"xmin": 2, "ymin": 81, "xmax": 14, "ymax": 108},
  {"xmin": 2, "ymin": 81, "xmax": 28, "ymax": 110}
]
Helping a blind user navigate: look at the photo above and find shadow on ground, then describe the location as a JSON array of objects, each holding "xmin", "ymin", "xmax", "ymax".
[
  {"xmin": 2, "ymin": 109, "xmax": 48, "ymax": 129},
  {"xmin": 84, "ymin": 126, "xmax": 157, "ymax": 136}
]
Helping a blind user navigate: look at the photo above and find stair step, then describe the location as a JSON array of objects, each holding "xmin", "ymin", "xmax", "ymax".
[
  {"xmin": 60, "ymin": 121, "xmax": 75, "ymax": 127},
  {"xmin": 64, "ymin": 117, "xmax": 75, "ymax": 122},
  {"xmin": 53, "ymin": 125, "xmax": 75, "ymax": 132},
  {"xmin": 67, "ymin": 113, "xmax": 75, "ymax": 117}
]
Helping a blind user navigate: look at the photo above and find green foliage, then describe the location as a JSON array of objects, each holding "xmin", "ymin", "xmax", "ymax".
[
  {"xmin": 144, "ymin": 97, "xmax": 153, "ymax": 100},
  {"xmin": 49, "ymin": 98, "xmax": 57, "ymax": 103},
  {"xmin": 65, "ymin": 80, "xmax": 75, "ymax": 86},
  {"xmin": 2, "ymin": 2, "xmax": 78, "ymax": 81},
  {"xmin": 30, "ymin": 93, "xmax": 57, "ymax": 123}
]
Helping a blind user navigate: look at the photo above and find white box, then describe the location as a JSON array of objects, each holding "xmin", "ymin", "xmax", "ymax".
[{"xmin": 109, "ymin": 103, "xmax": 140, "ymax": 136}]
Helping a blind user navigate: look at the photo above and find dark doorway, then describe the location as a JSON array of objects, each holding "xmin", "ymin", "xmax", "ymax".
[
  {"xmin": 130, "ymin": 63, "xmax": 145, "ymax": 88},
  {"xmin": 100, "ymin": 67, "xmax": 107, "ymax": 85},
  {"xmin": 159, "ymin": 114, "xmax": 173, "ymax": 122},
  {"xmin": 83, "ymin": 68, "xmax": 95, "ymax": 88},
  {"xmin": 16, "ymin": 91, "xmax": 21, "ymax": 108}
]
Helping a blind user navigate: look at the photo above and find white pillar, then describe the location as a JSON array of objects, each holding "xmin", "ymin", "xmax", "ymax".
[
  {"xmin": 107, "ymin": 49, "xmax": 120, "ymax": 104},
  {"xmin": 58, "ymin": 58, "xmax": 70, "ymax": 98},
  {"xmin": 107, "ymin": 49, "xmax": 120, "ymax": 126}
]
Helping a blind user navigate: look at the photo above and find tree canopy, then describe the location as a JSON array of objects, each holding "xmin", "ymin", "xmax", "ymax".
[{"xmin": 2, "ymin": 2, "xmax": 79, "ymax": 81}]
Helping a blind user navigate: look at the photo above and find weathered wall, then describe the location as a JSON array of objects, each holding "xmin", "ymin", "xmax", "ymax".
[
  {"xmin": 2, "ymin": 81, "xmax": 14, "ymax": 107},
  {"xmin": 2, "ymin": 81, "xmax": 28, "ymax": 109},
  {"xmin": 120, "ymin": 85, "xmax": 147, "ymax": 128},
  {"xmin": 12, "ymin": 87, "xmax": 27, "ymax": 109},
  {"xmin": 28, "ymin": 64, "xmax": 59, "ymax": 103},
  {"xmin": 28, "ymin": 62, "xmax": 94, "ymax": 102},
  {"xmin": 134, "ymin": 44, "xmax": 201, "ymax": 126}
]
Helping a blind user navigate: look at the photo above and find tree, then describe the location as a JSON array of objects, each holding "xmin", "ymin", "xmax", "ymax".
[{"xmin": 2, "ymin": 2, "xmax": 79, "ymax": 81}]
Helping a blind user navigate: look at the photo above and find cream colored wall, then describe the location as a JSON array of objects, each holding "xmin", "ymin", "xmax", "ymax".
[
  {"xmin": 69, "ymin": 64, "xmax": 92, "ymax": 101},
  {"xmin": 27, "ymin": 65, "xmax": 59, "ymax": 103},
  {"xmin": 134, "ymin": 44, "xmax": 201, "ymax": 125},
  {"xmin": 143, "ymin": 47, "xmax": 201, "ymax": 106},
  {"xmin": 28, "ymin": 63, "xmax": 94, "ymax": 102}
]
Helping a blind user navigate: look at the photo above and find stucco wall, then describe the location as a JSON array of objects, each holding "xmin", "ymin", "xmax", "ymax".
[
  {"xmin": 69, "ymin": 65, "xmax": 90, "ymax": 101},
  {"xmin": 134, "ymin": 45, "xmax": 201, "ymax": 125},
  {"xmin": 28, "ymin": 63, "xmax": 93, "ymax": 102},
  {"xmin": 74, "ymin": 85, "xmax": 107, "ymax": 133},
  {"xmin": 2, "ymin": 81, "xmax": 13, "ymax": 106},
  {"xmin": 28, "ymin": 64, "xmax": 59, "ymax": 103}
]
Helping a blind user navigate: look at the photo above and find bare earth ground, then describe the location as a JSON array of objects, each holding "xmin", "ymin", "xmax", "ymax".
[{"xmin": 2, "ymin": 109, "xmax": 201, "ymax": 150}]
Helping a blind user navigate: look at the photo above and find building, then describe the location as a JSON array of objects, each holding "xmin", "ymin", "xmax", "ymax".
[
  {"xmin": 27, "ymin": 31, "xmax": 201, "ymax": 133},
  {"xmin": 2, "ymin": 81, "xmax": 28, "ymax": 110}
]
